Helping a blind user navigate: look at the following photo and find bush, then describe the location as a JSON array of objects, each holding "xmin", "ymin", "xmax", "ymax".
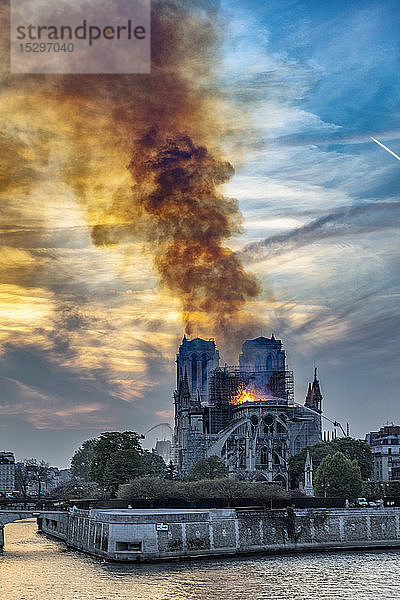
[
  {"xmin": 119, "ymin": 477, "xmax": 289, "ymax": 506},
  {"xmin": 119, "ymin": 478, "xmax": 178, "ymax": 503}
]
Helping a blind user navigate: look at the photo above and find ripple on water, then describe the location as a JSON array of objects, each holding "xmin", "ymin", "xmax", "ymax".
[{"xmin": 1, "ymin": 521, "xmax": 400, "ymax": 600}]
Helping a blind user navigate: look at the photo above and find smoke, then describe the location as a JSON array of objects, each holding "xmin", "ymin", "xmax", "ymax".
[
  {"xmin": 127, "ymin": 131, "xmax": 260, "ymax": 341},
  {"xmin": 62, "ymin": 0, "xmax": 261, "ymax": 346},
  {"xmin": 0, "ymin": 0, "xmax": 262, "ymax": 357}
]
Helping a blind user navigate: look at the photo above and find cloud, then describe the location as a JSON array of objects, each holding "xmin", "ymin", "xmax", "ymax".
[
  {"xmin": 0, "ymin": 341, "xmax": 174, "ymax": 430},
  {"xmin": 240, "ymin": 202, "xmax": 400, "ymax": 263}
]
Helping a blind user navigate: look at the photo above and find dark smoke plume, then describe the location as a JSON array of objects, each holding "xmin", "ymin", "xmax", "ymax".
[
  {"xmin": 128, "ymin": 131, "xmax": 260, "ymax": 339},
  {"xmin": 84, "ymin": 0, "xmax": 261, "ymax": 345},
  {"xmin": 0, "ymin": 0, "xmax": 262, "ymax": 351}
]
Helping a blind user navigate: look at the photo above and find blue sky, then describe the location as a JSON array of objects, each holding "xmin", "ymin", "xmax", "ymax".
[{"xmin": 218, "ymin": 0, "xmax": 400, "ymax": 439}]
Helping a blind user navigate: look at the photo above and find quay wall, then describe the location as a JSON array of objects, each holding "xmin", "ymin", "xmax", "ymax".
[{"xmin": 39, "ymin": 507, "xmax": 400, "ymax": 562}]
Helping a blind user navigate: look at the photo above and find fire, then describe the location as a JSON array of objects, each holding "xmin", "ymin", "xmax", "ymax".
[{"xmin": 233, "ymin": 385, "xmax": 266, "ymax": 405}]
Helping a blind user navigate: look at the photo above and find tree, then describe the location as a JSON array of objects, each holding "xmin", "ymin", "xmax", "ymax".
[
  {"xmin": 386, "ymin": 481, "xmax": 400, "ymax": 497},
  {"xmin": 71, "ymin": 439, "xmax": 97, "ymax": 482},
  {"xmin": 289, "ymin": 437, "xmax": 373, "ymax": 488},
  {"xmin": 15, "ymin": 459, "xmax": 52, "ymax": 498},
  {"xmin": 329, "ymin": 438, "xmax": 373, "ymax": 479},
  {"xmin": 89, "ymin": 431, "xmax": 143, "ymax": 487},
  {"xmin": 15, "ymin": 463, "xmax": 31, "ymax": 498},
  {"xmin": 314, "ymin": 451, "xmax": 362, "ymax": 498},
  {"xmin": 188, "ymin": 455, "xmax": 228, "ymax": 480},
  {"xmin": 141, "ymin": 451, "xmax": 167, "ymax": 478},
  {"xmin": 50, "ymin": 479, "xmax": 104, "ymax": 501},
  {"xmin": 103, "ymin": 449, "xmax": 145, "ymax": 493}
]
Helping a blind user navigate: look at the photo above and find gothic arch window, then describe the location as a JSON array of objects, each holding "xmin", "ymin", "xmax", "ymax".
[
  {"xmin": 266, "ymin": 354, "xmax": 273, "ymax": 371},
  {"xmin": 255, "ymin": 355, "xmax": 262, "ymax": 370},
  {"xmin": 250, "ymin": 414, "xmax": 258, "ymax": 434},
  {"xmin": 260, "ymin": 446, "xmax": 268, "ymax": 465},
  {"xmin": 264, "ymin": 414, "xmax": 274, "ymax": 427},
  {"xmin": 191, "ymin": 354, "xmax": 197, "ymax": 392},
  {"xmin": 264, "ymin": 414, "xmax": 274, "ymax": 434}
]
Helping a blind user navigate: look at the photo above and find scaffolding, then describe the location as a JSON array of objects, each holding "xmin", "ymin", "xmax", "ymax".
[{"xmin": 208, "ymin": 367, "xmax": 295, "ymax": 433}]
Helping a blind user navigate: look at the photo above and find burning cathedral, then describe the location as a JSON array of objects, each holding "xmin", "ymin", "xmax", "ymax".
[{"xmin": 173, "ymin": 334, "xmax": 322, "ymax": 487}]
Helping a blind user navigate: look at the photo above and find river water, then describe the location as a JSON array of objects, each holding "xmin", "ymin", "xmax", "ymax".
[{"xmin": 1, "ymin": 519, "xmax": 400, "ymax": 600}]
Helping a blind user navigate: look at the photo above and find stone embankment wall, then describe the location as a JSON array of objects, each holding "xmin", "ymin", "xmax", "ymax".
[{"xmin": 40, "ymin": 507, "xmax": 400, "ymax": 562}]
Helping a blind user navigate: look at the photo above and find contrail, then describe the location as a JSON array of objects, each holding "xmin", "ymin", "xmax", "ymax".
[{"xmin": 371, "ymin": 137, "xmax": 400, "ymax": 161}]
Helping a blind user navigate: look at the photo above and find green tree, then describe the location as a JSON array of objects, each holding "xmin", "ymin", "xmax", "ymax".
[
  {"xmin": 104, "ymin": 449, "xmax": 145, "ymax": 493},
  {"xmin": 289, "ymin": 437, "xmax": 373, "ymax": 488},
  {"xmin": 89, "ymin": 431, "xmax": 143, "ymax": 487},
  {"xmin": 329, "ymin": 438, "xmax": 373, "ymax": 479},
  {"xmin": 141, "ymin": 451, "xmax": 167, "ymax": 478},
  {"xmin": 70, "ymin": 439, "xmax": 97, "ymax": 482},
  {"xmin": 314, "ymin": 451, "xmax": 362, "ymax": 497},
  {"xmin": 188, "ymin": 455, "xmax": 228, "ymax": 480}
]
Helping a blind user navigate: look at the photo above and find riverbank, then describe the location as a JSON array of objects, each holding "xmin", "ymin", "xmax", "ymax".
[{"xmin": 39, "ymin": 506, "xmax": 400, "ymax": 562}]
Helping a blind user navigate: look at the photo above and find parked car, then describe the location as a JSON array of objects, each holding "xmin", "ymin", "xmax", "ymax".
[{"xmin": 356, "ymin": 497, "xmax": 368, "ymax": 507}]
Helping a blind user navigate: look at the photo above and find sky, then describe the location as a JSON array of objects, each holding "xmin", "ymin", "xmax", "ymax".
[{"xmin": 0, "ymin": 0, "xmax": 399, "ymax": 467}]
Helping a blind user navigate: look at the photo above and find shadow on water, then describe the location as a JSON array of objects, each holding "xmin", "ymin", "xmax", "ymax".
[{"xmin": 98, "ymin": 546, "xmax": 400, "ymax": 579}]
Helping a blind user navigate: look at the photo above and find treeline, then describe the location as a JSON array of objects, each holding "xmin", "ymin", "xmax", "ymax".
[
  {"xmin": 53, "ymin": 432, "xmax": 171, "ymax": 499},
  {"xmin": 58, "ymin": 432, "xmax": 235, "ymax": 500},
  {"xmin": 52, "ymin": 432, "xmax": 377, "ymax": 502}
]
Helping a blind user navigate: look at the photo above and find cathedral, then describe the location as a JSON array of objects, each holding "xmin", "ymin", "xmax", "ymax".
[{"xmin": 173, "ymin": 334, "xmax": 322, "ymax": 488}]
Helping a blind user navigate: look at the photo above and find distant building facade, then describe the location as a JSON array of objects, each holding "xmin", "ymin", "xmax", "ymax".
[
  {"xmin": 173, "ymin": 335, "xmax": 323, "ymax": 487},
  {"xmin": 0, "ymin": 452, "xmax": 15, "ymax": 493},
  {"xmin": 366, "ymin": 425, "xmax": 400, "ymax": 482}
]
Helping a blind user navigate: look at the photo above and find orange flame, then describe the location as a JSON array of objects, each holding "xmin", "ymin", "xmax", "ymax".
[{"xmin": 233, "ymin": 385, "xmax": 266, "ymax": 405}]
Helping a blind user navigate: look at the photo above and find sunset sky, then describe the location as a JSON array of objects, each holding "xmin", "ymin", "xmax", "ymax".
[{"xmin": 1, "ymin": 0, "xmax": 399, "ymax": 467}]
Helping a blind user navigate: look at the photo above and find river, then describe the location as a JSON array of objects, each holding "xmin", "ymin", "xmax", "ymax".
[{"xmin": 1, "ymin": 519, "xmax": 400, "ymax": 600}]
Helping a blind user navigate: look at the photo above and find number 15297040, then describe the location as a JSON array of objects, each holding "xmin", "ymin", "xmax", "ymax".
[{"xmin": 19, "ymin": 42, "xmax": 74, "ymax": 52}]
